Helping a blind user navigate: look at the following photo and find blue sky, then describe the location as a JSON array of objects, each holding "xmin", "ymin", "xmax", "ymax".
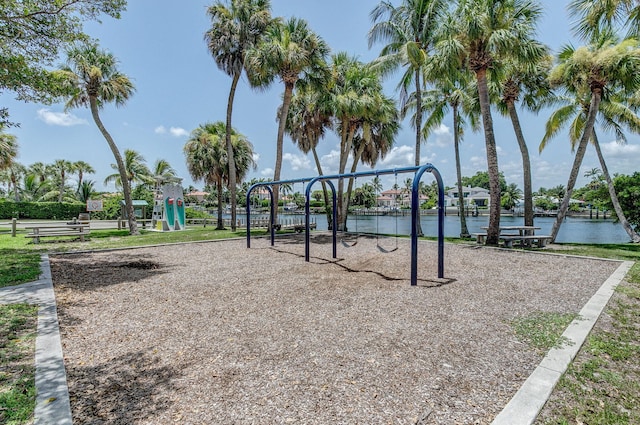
[{"xmin": 3, "ymin": 0, "xmax": 640, "ymax": 193}]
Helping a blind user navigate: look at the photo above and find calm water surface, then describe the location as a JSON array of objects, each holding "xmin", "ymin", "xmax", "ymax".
[{"xmin": 269, "ymin": 213, "xmax": 631, "ymax": 244}]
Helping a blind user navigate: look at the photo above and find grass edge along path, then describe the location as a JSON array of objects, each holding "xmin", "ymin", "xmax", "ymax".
[
  {"xmin": 535, "ymin": 261, "xmax": 640, "ymax": 425},
  {"xmin": 0, "ymin": 303, "xmax": 38, "ymax": 425}
]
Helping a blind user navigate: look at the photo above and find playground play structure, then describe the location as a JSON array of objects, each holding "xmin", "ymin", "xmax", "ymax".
[
  {"xmin": 246, "ymin": 164, "xmax": 445, "ymax": 286},
  {"xmin": 152, "ymin": 183, "xmax": 186, "ymax": 231}
]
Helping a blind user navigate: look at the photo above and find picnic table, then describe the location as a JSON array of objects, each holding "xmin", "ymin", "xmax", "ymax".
[
  {"xmin": 473, "ymin": 225, "xmax": 551, "ymax": 248},
  {"xmin": 25, "ymin": 222, "xmax": 91, "ymax": 243}
]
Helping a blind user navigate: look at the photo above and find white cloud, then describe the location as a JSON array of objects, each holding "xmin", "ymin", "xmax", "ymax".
[
  {"xmin": 261, "ymin": 167, "xmax": 273, "ymax": 177},
  {"xmin": 252, "ymin": 153, "xmax": 260, "ymax": 163},
  {"xmin": 378, "ymin": 145, "xmax": 415, "ymax": 168},
  {"xmin": 601, "ymin": 141, "xmax": 640, "ymax": 158},
  {"xmin": 283, "ymin": 152, "xmax": 312, "ymax": 171},
  {"xmin": 37, "ymin": 109, "xmax": 87, "ymax": 126},
  {"xmin": 430, "ymin": 124, "xmax": 453, "ymax": 148},
  {"xmin": 170, "ymin": 127, "xmax": 189, "ymax": 137},
  {"xmin": 154, "ymin": 125, "xmax": 188, "ymax": 137},
  {"xmin": 319, "ymin": 148, "xmax": 345, "ymax": 175}
]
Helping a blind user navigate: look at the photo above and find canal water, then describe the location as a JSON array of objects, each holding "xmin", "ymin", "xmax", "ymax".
[{"xmin": 268, "ymin": 213, "xmax": 632, "ymax": 244}]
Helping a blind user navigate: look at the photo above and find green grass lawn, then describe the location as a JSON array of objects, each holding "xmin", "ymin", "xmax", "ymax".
[
  {"xmin": 0, "ymin": 304, "xmax": 38, "ymax": 425},
  {"xmin": 1, "ymin": 226, "xmax": 639, "ymax": 423}
]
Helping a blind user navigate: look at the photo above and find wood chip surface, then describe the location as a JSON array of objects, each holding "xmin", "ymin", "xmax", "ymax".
[{"xmin": 51, "ymin": 235, "xmax": 620, "ymax": 424}]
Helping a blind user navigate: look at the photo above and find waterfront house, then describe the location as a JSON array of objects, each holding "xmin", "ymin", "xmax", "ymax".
[{"xmin": 445, "ymin": 186, "xmax": 491, "ymax": 208}]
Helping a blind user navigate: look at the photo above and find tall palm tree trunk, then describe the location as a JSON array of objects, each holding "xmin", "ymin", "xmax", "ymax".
[
  {"xmin": 550, "ymin": 90, "xmax": 602, "ymax": 242},
  {"xmin": 337, "ymin": 123, "xmax": 356, "ymax": 230},
  {"xmin": 344, "ymin": 143, "xmax": 366, "ymax": 226},
  {"xmin": 592, "ymin": 131, "xmax": 640, "ymax": 242},
  {"xmin": 507, "ymin": 101, "xmax": 534, "ymax": 227},
  {"xmin": 453, "ymin": 105, "xmax": 470, "ymax": 238},
  {"xmin": 475, "ymin": 68, "xmax": 501, "ymax": 245},
  {"xmin": 311, "ymin": 146, "xmax": 332, "ymax": 230},
  {"xmin": 89, "ymin": 97, "xmax": 139, "ymax": 235},
  {"xmin": 58, "ymin": 172, "xmax": 65, "ymax": 203},
  {"xmin": 414, "ymin": 72, "xmax": 424, "ymax": 236},
  {"xmin": 226, "ymin": 72, "xmax": 240, "ymax": 231},
  {"xmin": 216, "ymin": 177, "xmax": 225, "ymax": 230},
  {"xmin": 273, "ymin": 82, "xmax": 295, "ymax": 227}
]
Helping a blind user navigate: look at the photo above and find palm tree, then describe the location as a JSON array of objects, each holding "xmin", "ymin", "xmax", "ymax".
[
  {"xmin": 184, "ymin": 122, "xmax": 256, "ymax": 229},
  {"xmin": 73, "ymin": 160, "xmax": 95, "ymax": 193},
  {"xmin": 323, "ymin": 53, "xmax": 391, "ymax": 230},
  {"xmin": 205, "ymin": 0, "xmax": 274, "ymax": 232},
  {"xmin": 494, "ymin": 46, "xmax": 552, "ymax": 228},
  {"xmin": 151, "ymin": 159, "xmax": 178, "ymax": 186},
  {"xmin": 0, "ymin": 127, "xmax": 18, "ymax": 171},
  {"xmin": 245, "ymin": 17, "xmax": 329, "ymax": 226},
  {"xmin": 541, "ymin": 81, "xmax": 640, "ymax": 242},
  {"xmin": 103, "ymin": 149, "xmax": 151, "ymax": 190},
  {"xmin": 6, "ymin": 162, "xmax": 25, "ymax": 201},
  {"xmin": 57, "ymin": 42, "xmax": 139, "ymax": 235},
  {"xmin": 569, "ymin": 0, "xmax": 640, "ymax": 40},
  {"xmin": 369, "ymin": 0, "xmax": 447, "ymax": 167},
  {"xmin": 28, "ymin": 162, "xmax": 50, "ymax": 184},
  {"xmin": 501, "ymin": 183, "xmax": 523, "ymax": 211},
  {"xmin": 418, "ymin": 70, "xmax": 480, "ymax": 237},
  {"xmin": 50, "ymin": 159, "xmax": 74, "ymax": 202},
  {"xmin": 285, "ymin": 80, "xmax": 334, "ymax": 227},
  {"xmin": 542, "ymin": 37, "xmax": 640, "ymax": 242},
  {"xmin": 77, "ymin": 180, "xmax": 98, "ymax": 203},
  {"xmin": 440, "ymin": 0, "xmax": 543, "ymax": 245}
]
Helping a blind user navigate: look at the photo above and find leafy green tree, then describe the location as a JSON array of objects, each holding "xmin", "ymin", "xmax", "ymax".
[
  {"xmin": 57, "ymin": 41, "xmax": 139, "ymax": 235},
  {"xmin": 0, "ymin": 0, "xmax": 126, "ymax": 125},
  {"xmin": 461, "ymin": 171, "xmax": 507, "ymax": 193},
  {"xmin": 205, "ymin": 0, "xmax": 273, "ymax": 231},
  {"xmin": 246, "ymin": 17, "xmax": 329, "ymax": 226},
  {"xmin": 606, "ymin": 173, "xmax": 640, "ymax": 231}
]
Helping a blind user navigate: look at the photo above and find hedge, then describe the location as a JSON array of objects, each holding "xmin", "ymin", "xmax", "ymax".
[{"xmin": 0, "ymin": 201, "xmax": 87, "ymax": 220}]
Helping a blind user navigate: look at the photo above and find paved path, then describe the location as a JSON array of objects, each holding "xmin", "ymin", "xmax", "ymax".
[{"xmin": 0, "ymin": 255, "xmax": 72, "ymax": 425}]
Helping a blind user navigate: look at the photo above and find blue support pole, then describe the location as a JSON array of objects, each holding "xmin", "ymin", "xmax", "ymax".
[{"xmin": 248, "ymin": 165, "xmax": 445, "ymax": 285}]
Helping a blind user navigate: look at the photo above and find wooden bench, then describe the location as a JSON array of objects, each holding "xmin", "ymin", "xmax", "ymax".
[
  {"xmin": 500, "ymin": 234, "xmax": 552, "ymax": 248},
  {"xmin": 25, "ymin": 223, "xmax": 91, "ymax": 243}
]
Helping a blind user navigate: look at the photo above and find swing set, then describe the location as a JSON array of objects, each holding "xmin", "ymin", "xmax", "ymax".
[
  {"xmin": 341, "ymin": 173, "xmax": 399, "ymax": 253},
  {"xmin": 246, "ymin": 164, "xmax": 445, "ymax": 286}
]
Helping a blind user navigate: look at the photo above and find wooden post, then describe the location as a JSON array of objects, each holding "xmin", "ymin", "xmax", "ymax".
[{"xmin": 11, "ymin": 218, "xmax": 16, "ymax": 237}]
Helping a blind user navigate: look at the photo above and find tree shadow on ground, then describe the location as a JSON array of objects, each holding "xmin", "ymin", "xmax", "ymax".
[
  {"xmin": 66, "ymin": 349, "xmax": 182, "ymax": 424},
  {"xmin": 50, "ymin": 253, "xmax": 170, "ymax": 292}
]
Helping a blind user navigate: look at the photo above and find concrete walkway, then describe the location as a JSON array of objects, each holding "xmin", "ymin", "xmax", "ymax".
[
  {"xmin": 0, "ymin": 255, "xmax": 72, "ymax": 425},
  {"xmin": 491, "ymin": 260, "xmax": 634, "ymax": 425},
  {"xmin": 0, "ymin": 254, "xmax": 633, "ymax": 424}
]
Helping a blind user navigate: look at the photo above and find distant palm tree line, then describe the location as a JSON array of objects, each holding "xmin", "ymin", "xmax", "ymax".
[
  {"xmin": 1, "ymin": 0, "xmax": 640, "ymax": 242},
  {"xmin": 0, "ymin": 152, "xmax": 178, "ymax": 204}
]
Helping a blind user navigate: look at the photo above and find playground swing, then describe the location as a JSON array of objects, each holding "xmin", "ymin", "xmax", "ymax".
[
  {"xmin": 341, "ymin": 177, "xmax": 360, "ymax": 248},
  {"xmin": 376, "ymin": 173, "xmax": 399, "ymax": 253}
]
